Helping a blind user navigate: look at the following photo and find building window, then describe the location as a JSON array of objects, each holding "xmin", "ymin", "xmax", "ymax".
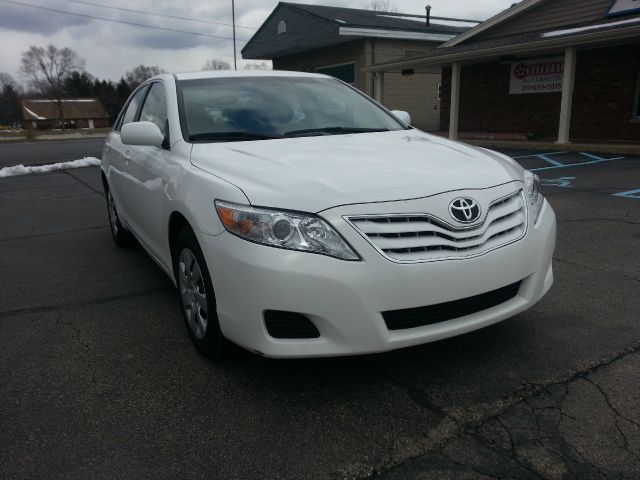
[{"xmin": 316, "ymin": 63, "xmax": 355, "ymax": 85}]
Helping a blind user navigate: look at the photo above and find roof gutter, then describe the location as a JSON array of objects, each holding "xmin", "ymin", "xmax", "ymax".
[{"xmin": 364, "ymin": 24, "xmax": 640, "ymax": 72}]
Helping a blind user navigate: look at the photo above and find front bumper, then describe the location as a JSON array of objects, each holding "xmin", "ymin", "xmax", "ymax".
[{"xmin": 198, "ymin": 194, "xmax": 556, "ymax": 358}]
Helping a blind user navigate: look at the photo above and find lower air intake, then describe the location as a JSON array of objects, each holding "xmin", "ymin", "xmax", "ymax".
[
  {"xmin": 382, "ymin": 281, "xmax": 522, "ymax": 331},
  {"xmin": 264, "ymin": 310, "xmax": 320, "ymax": 339}
]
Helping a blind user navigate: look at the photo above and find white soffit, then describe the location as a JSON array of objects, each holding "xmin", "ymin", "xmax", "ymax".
[{"xmin": 339, "ymin": 27, "xmax": 454, "ymax": 42}]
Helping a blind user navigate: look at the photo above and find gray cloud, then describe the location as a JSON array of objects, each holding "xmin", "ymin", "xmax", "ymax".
[{"xmin": 0, "ymin": 2, "xmax": 89, "ymax": 34}]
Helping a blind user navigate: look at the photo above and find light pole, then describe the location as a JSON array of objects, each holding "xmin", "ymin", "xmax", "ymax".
[{"xmin": 232, "ymin": 0, "xmax": 237, "ymax": 70}]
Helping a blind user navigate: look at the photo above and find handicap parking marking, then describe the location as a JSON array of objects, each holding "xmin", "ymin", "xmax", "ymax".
[
  {"xmin": 509, "ymin": 151, "xmax": 626, "ymax": 172},
  {"xmin": 613, "ymin": 189, "xmax": 640, "ymax": 200},
  {"xmin": 541, "ymin": 177, "xmax": 575, "ymax": 188}
]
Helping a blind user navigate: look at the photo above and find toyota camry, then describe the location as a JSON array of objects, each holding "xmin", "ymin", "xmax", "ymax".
[{"xmin": 101, "ymin": 71, "xmax": 556, "ymax": 359}]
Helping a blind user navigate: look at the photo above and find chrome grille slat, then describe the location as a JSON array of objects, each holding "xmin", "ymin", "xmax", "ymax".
[
  {"xmin": 373, "ymin": 213, "xmax": 525, "ymax": 251},
  {"xmin": 351, "ymin": 195, "xmax": 524, "ymax": 240},
  {"xmin": 346, "ymin": 191, "xmax": 527, "ymax": 262}
]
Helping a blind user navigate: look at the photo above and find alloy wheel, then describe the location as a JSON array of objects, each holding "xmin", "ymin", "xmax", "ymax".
[{"xmin": 178, "ymin": 248, "xmax": 208, "ymax": 340}]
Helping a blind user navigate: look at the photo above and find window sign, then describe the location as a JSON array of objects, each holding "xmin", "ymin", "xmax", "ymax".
[{"xmin": 509, "ymin": 57, "xmax": 564, "ymax": 95}]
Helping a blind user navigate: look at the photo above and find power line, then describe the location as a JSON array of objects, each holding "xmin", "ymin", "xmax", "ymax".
[
  {"xmin": 0, "ymin": 0, "xmax": 252, "ymax": 42},
  {"xmin": 63, "ymin": 0, "xmax": 259, "ymax": 30}
]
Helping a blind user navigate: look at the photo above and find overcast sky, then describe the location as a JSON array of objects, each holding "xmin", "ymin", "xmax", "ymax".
[{"xmin": 0, "ymin": 0, "xmax": 516, "ymax": 83}]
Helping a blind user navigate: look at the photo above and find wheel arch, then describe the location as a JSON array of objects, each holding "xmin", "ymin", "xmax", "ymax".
[
  {"xmin": 168, "ymin": 210, "xmax": 195, "ymax": 261},
  {"xmin": 100, "ymin": 169, "xmax": 108, "ymax": 191}
]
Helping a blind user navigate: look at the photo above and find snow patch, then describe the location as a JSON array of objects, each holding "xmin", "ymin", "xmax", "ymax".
[
  {"xmin": 542, "ymin": 17, "xmax": 640, "ymax": 37},
  {"xmin": 0, "ymin": 157, "xmax": 101, "ymax": 178}
]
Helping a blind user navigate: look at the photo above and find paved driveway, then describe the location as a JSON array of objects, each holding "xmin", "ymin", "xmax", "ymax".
[{"xmin": 0, "ymin": 144, "xmax": 639, "ymax": 479}]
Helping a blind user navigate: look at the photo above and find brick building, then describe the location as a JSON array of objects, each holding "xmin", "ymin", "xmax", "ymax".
[
  {"xmin": 241, "ymin": 2, "xmax": 472, "ymax": 131},
  {"xmin": 21, "ymin": 98, "xmax": 109, "ymax": 130},
  {"xmin": 366, "ymin": 0, "xmax": 640, "ymax": 144}
]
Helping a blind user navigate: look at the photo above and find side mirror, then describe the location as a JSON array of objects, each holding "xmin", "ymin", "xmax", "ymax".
[
  {"xmin": 390, "ymin": 110, "xmax": 411, "ymax": 125},
  {"xmin": 121, "ymin": 121, "xmax": 164, "ymax": 147}
]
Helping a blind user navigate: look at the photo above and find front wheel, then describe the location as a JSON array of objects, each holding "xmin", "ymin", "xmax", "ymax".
[
  {"xmin": 105, "ymin": 186, "xmax": 135, "ymax": 246},
  {"xmin": 174, "ymin": 228, "xmax": 229, "ymax": 360}
]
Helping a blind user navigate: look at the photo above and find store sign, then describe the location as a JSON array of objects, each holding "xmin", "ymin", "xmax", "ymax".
[{"xmin": 509, "ymin": 57, "xmax": 564, "ymax": 95}]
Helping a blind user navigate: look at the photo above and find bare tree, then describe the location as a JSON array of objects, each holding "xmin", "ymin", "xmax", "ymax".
[
  {"xmin": 367, "ymin": 0, "xmax": 398, "ymax": 12},
  {"xmin": 125, "ymin": 65, "xmax": 165, "ymax": 89},
  {"xmin": 203, "ymin": 58, "xmax": 231, "ymax": 71},
  {"xmin": 243, "ymin": 61, "xmax": 271, "ymax": 70},
  {"xmin": 20, "ymin": 45, "xmax": 85, "ymax": 129}
]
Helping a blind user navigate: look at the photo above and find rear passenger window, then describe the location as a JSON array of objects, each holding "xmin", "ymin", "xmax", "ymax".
[
  {"xmin": 120, "ymin": 87, "xmax": 148, "ymax": 129},
  {"xmin": 139, "ymin": 83, "xmax": 168, "ymax": 135}
]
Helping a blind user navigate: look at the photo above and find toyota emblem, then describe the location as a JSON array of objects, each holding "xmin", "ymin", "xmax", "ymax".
[{"xmin": 449, "ymin": 197, "xmax": 481, "ymax": 223}]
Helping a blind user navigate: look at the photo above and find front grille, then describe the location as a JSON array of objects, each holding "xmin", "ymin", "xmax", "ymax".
[
  {"xmin": 347, "ymin": 191, "xmax": 526, "ymax": 262},
  {"xmin": 382, "ymin": 281, "xmax": 522, "ymax": 331},
  {"xmin": 264, "ymin": 310, "xmax": 320, "ymax": 339}
]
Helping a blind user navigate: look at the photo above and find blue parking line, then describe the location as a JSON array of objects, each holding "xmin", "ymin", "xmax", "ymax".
[
  {"xmin": 613, "ymin": 189, "xmax": 640, "ymax": 199},
  {"xmin": 536, "ymin": 154, "xmax": 565, "ymax": 167},
  {"xmin": 578, "ymin": 152, "xmax": 619, "ymax": 162},
  {"xmin": 511, "ymin": 151, "xmax": 569, "ymax": 159},
  {"xmin": 531, "ymin": 155, "xmax": 625, "ymax": 172}
]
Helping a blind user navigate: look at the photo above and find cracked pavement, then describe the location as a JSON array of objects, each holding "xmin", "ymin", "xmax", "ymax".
[{"xmin": 0, "ymin": 141, "xmax": 639, "ymax": 479}]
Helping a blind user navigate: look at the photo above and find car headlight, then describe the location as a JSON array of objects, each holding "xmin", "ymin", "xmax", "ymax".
[
  {"xmin": 524, "ymin": 170, "xmax": 544, "ymax": 222},
  {"xmin": 215, "ymin": 200, "xmax": 360, "ymax": 261}
]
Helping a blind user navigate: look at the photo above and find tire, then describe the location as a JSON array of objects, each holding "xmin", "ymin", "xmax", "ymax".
[
  {"xmin": 105, "ymin": 184, "xmax": 135, "ymax": 247},
  {"xmin": 173, "ymin": 228, "xmax": 229, "ymax": 360}
]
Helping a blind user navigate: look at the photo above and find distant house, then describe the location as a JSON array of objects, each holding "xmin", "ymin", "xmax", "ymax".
[
  {"xmin": 242, "ymin": 2, "xmax": 472, "ymax": 131},
  {"xmin": 21, "ymin": 98, "xmax": 109, "ymax": 130}
]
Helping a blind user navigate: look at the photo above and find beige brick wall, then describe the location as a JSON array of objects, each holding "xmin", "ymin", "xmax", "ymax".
[
  {"xmin": 382, "ymin": 73, "xmax": 441, "ymax": 131},
  {"xmin": 272, "ymin": 38, "xmax": 443, "ymax": 131},
  {"xmin": 371, "ymin": 39, "xmax": 441, "ymax": 131}
]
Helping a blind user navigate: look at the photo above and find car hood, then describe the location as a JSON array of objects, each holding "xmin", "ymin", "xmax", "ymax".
[{"xmin": 190, "ymin": 130, "xmax": 524, "ymax": 213}]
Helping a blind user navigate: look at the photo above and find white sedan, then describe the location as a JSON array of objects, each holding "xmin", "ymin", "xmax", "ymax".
[{"xmin": 101, "ymin": 71, "xmax": 556, "ymax": 359}]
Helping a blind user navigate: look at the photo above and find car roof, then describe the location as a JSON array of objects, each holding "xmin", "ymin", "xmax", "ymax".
[{"xmin": 173, "ymin": 70, "xmax": 329, "ymax": 81}]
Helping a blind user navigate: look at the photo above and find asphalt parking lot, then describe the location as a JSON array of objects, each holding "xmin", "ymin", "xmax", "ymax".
[{"xmin": 1, "ymin": 140, "xmax": 639, "ymax": 479}]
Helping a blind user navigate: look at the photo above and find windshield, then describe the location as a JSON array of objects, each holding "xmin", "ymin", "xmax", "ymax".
[{"xmin": 177, "ymin": 76, "xmax": 407, "ymax": 142}]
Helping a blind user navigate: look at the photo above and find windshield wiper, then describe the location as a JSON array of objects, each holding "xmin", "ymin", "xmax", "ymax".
[
  {"xmin": 284, "ymin": 127, "xmax": 390, "ymax": 137},
  {"xmin": 188, "ymin": 131, "xmax": 282, "ymax": 142}
]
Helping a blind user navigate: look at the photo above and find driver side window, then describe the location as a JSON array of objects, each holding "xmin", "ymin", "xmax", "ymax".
[
  {"xmin": 139, "ymin": 83, "xmax": 168, "ymax": 136},
  {"xmin": 119, "ymin": 86, "xmax": 148, "ymax": 130}
]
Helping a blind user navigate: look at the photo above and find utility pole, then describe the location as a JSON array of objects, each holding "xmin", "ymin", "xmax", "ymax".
[{"xmin": 232, "ymin": 0, "xmax": 237, "ymax": 70}]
